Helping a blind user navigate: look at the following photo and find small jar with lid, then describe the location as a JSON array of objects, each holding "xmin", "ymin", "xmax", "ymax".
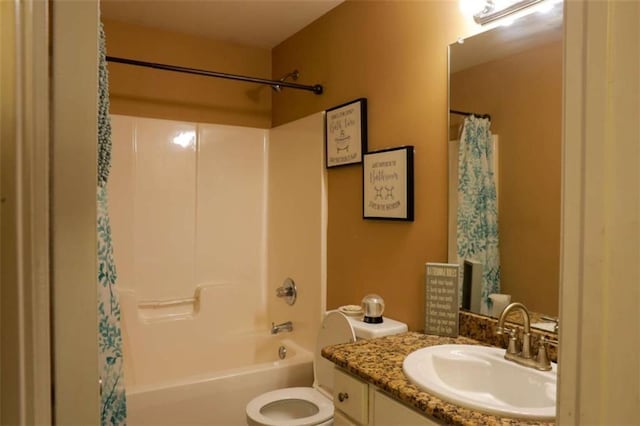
[{"xmin": 361, "ymin": 294, "xmax": 385, "ymax": 324}]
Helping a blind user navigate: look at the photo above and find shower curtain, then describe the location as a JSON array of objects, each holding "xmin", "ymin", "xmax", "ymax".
[
  {"xmin": 97, "ymin": 23, "xmax": 127, "ymax": 424},
  {"xmin": 456, "ymin": 115, "xmax": 500, "ymax": 315}
]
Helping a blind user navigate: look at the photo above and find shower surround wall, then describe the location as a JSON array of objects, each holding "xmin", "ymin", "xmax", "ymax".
[
  {"xmin": 109, "ymin": 115, "xmax": 269, "ymax": 336},
  {"xmin": 108, "ymin": 114, "xmax": 326, "ymax": 423}
]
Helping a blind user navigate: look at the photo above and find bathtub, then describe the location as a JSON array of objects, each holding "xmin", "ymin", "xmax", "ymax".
[{"xmin": 125, "ymin": 334, "xmax": 314, "ymax": 425}]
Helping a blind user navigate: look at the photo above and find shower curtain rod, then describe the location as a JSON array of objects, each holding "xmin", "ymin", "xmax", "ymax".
[
  {"xmin": 106, "ymin": 56, "xmax": 324, "ymax": 95},
  {"xmin": 450, "ymin": 109, "xmax": 491, "ymax": 120}
]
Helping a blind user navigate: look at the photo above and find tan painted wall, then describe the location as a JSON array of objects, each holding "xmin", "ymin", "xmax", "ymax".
[
  {"xmin": 102, "ymin": 19, "xmax": 272, "ymax": 128},
  {"xmin": 450, "ymin": 41, "xmax": 562, "ymax": 316},
  {"xmin": 272, "ymin": 1, "xmax": 475, "ymax": 331}
]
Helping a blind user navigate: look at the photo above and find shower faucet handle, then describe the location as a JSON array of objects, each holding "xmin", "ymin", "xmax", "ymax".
[
  {"xmin": 275, "ymin": 278, "xmax": 297, "ymax": 305},
  {"xmin": 275, "ymin": 287, "xmax": 293, "ymax": 297}
]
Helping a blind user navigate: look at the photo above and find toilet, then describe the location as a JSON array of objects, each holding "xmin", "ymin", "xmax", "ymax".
[{"xmin": 246, "ymin": 311, "xmax": 407, "ymax": 426}]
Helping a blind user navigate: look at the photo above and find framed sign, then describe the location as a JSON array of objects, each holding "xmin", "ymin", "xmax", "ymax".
[
  {"xmin": 424, "ymin": 263, "xmax": 459, "ymax": 337},
  {"xmin": 325, "ymin": 98, "xmax": 367, "ymax": 168},
  {"xmin": 363, "ymin": 146, "xmax": 414, "ymax": 221}
]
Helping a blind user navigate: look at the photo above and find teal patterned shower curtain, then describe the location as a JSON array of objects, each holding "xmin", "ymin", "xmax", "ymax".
[
  {"xmin": 456, "ymin": 115, "xmax": 500, "ymax": 315},
  {"xmin": 97, "ymin": 23, "xmax": 127, "ymax": 424}
]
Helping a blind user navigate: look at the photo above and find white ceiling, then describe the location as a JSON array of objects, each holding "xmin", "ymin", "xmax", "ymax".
[{"xmin": 100, "ymin": 0, "xmax": 344, "ymax": 49}]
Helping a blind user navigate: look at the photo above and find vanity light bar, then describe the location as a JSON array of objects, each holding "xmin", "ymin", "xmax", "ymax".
[{"xmin": 473, "ymin": 0, "xmax": 545, "ymax": 25}]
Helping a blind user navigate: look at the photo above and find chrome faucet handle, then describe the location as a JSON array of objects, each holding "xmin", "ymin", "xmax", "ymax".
[
  {"xmin": 275, "ymin": 287, "xmax": 293, "ymax": 297},
  {"xmin": 275, "ymin": 278, "xmax": 297, "ymax": 305}
]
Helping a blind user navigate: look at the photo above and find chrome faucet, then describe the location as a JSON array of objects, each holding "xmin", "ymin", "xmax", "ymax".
[
  {"xmin": 271, "ymin": 321, "xmax": 293, "ymax": 334},
  {"xmin": 496, "ymin": 302, "xmax": 553, "ymax": 371}
]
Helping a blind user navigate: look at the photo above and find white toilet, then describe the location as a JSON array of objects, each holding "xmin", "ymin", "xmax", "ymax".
[{"xmin": 246, "ymin": 311, "xmax": 407, "ymax": 426}]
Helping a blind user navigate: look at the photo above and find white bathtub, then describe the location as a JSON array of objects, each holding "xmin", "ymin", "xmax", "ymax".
[{"xmin": 125, "ymin": 334, "xmax": 314, "ymax": 425}]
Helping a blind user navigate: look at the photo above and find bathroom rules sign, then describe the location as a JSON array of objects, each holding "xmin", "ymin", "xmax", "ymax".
[{"xmin": 425, "ymin": 263, "xmax": 459, "ymax": 337}]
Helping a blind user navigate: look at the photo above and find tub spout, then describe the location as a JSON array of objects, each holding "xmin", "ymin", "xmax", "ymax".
[{"xmin": 271, "ymin": 321, "xmax": 293, "ymax": 334}]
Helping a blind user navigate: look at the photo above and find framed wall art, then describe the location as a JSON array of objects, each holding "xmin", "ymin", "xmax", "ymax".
[
  {"xmin": 325, "ymin": 98, "xmax": 367, "ymax": 168},
  {"xmin": 363, "ymin": 146, "xmax": 414, "ymax": 221}
]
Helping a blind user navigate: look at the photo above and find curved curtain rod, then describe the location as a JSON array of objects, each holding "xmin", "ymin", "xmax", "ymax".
[
  {"xmin": 106, "ymin": 56, "xmax": 324, "ymax": 95},
  {"xmin": 450, "ymin": 109, "xmax": 491, "ymax": 120}
]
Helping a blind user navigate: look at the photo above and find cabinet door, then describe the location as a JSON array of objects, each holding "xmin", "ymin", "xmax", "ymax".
[
  {"xmin": 333, "ymin": 368, "xmax": 369, "ymax": 425},
  {"xmin": 334, "ymin": 409, "xmax": 360, "ymax": 426},
  {"xmin": 373, "ymin": 390, "xmax": 441, "ymax": 426}
]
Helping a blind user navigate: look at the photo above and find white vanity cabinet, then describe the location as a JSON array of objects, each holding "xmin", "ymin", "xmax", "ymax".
[
  {"xmin": 333, "ymin": 368, "xmax": 369, "ymax": 425},
  {"xmin": 333, "ymin": 368, "xmax": 442, "ymax": 426}
]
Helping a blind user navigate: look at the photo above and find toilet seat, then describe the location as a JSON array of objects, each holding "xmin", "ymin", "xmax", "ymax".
[
  {"xmin": 246, "ymin": 387, "xmax": 333, "ymax": 426},
  {"xmin": 247, "ymin": 313, "xmax": 355, "ymax": 426}
]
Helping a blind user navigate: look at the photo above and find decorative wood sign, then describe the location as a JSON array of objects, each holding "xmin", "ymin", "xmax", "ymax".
[
  {"xmin": 363, "ymin": 146, "xmax": 414, "ymax": 221},
  {"xmin": 425, "ymin": 263, "xmax": 459, "ymax": 337},
  {"xmin": 325, "ymin": 98, "xmax": 367, "ymax": 168}
]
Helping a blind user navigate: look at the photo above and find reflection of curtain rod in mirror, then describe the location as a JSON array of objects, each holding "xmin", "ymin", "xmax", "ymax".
[{"xmin": 450, "ymin": 109, "xmax": 491, "ymax": 120}]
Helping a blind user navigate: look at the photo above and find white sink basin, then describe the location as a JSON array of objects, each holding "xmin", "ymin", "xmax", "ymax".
[{"xmin": 402, "ymin": 344, "xmax": 556, "ymax": 420}]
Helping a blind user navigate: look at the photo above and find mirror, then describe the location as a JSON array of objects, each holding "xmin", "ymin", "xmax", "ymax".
[{"xmin": 448, "ymin": 3, "xmax": 563, "ymax": 326}]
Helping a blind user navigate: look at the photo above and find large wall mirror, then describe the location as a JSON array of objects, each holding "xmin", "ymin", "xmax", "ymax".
[{"xmin": 448, "ymin": 3, "xmax": 563, "ymax": 324}]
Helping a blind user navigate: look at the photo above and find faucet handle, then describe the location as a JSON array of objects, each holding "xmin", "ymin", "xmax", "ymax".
[
  {"xmin": 535, "ymin": 335, "xmax": 555, "ymax": 370},
  {"xmin": 504, "ymin": 328, "xmax": 519, "ymax": 355},
  {"xmin": 538, "ymin": 334, "xmax": 558, "ymax": 347},
  {"xmin": 275, "ymin": 278, "xmax": 297, "ymax": 305}
]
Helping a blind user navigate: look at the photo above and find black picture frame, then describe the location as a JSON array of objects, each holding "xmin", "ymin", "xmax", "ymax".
[
  {"xmin": 325, "ymin": 98, "xmax": 367, "ymax": 168},
  {"xmin": 362, "ymin": 146, "xmax": 414, "ymax": 221}
]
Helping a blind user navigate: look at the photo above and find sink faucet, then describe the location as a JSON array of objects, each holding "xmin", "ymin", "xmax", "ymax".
[
  {"xmin": 271, "ymin": 321, "xmax": 293, "ymax": 334},
  {"xmin": 496, "ymin": 302, "xmax": 552, "ymax": 371}
]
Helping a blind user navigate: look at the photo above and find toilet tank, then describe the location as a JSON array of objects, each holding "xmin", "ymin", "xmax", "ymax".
[{"xmin": 346, "ymin": 315, "xmax": 408, "ymax": 340}]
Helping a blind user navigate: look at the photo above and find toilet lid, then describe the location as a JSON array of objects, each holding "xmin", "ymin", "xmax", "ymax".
[
  {"xmin": 314, "ymin": 311, "xmax": 355, "ymax": 393},
  {"xmin": 246, "ymin": 387, "xmax": 333, "ymax": 426}
]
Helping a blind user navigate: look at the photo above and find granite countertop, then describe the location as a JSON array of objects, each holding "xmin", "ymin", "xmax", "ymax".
[{"xmin": 322, "ymin": 332, "xmax": 554, "ymax": 426}]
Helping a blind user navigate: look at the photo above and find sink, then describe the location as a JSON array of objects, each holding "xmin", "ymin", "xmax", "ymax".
[{"xmin": 402, "ymin": 344, "xmax": 556, "ymax": 420}]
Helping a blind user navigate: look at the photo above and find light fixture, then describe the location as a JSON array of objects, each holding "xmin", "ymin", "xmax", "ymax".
[
  {"xmin": 473, "ymin": 0, "xmax": 545, "ymax": 25},
  {"xmin": 459, "ymin": 0, "xmax": 487, "ymax": 17}
]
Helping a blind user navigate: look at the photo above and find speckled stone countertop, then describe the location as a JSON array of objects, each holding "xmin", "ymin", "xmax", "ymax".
[
  {"xmin": 322, "ymin": 331, "xmax": 555, "ymax": 426},
  {"xmin": 459, "ymin": 311, "xmax": 558, "ymax": 363}
]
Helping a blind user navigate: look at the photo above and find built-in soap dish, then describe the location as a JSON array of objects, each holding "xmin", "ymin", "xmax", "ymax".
[{"xmin": 136, "ymin": 288, "xmax": 201, "ymax": 322}]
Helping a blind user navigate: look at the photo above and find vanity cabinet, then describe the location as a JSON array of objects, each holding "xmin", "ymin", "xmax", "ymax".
[
  {"xmin": 333, "ymin": 368, "xmax": 369, "ymax": 424},
  {"xmin": 333, "ymin": 368, "xmax": 441, "ymax": 426}
]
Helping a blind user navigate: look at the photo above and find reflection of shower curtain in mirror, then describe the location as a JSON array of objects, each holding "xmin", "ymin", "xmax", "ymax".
[
  {"xmin": 97, "ymin": 23, "xmax": 127, "ymax": 424},
  {"xmin": 456, "ymin": 115, "xmax": 500, "ymax": 315}
]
